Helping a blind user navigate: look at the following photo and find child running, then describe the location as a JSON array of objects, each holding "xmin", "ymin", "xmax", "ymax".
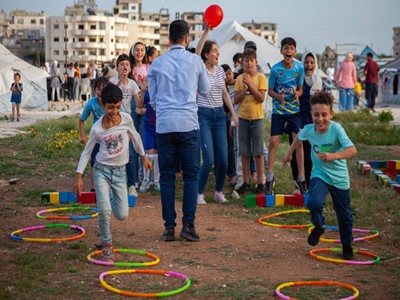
[
  {"xmin": 282, "ymin": 91, "xmax": 357, "ymax": 259},
  {"xmin": 74, "ymin": 83, "xmax": 151, "ymax": 261}
]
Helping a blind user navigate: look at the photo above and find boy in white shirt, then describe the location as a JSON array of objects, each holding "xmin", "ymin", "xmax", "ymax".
[{"xmin": 74, "ymin": 83, "xmax": 151, "ymax": 261}]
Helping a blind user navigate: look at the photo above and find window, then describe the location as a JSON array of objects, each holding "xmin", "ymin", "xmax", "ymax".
[
  {"xmin": 64, "ymin": 50, "xmax": 68, "ymax": 55},
  {"xmin": 89, "ymin": 50, "xmax": 96, "ymax": 55},
  {"xmin": 111, "ymin": 39, "xmax": 114, "ymax": 43},
  {"xmin": 78, "ymin": 24, "xmax": 84, "ymax": 29},
  {"xmin": 40, "ymin": 19, "xmax": 44, "ymax": 25},
  {"xmin": 99, "ymin": 22, "xmax": 106, "ymax": 30},
  {"xmin": 89, "ymin": 37, "xmax": 96, "ymax": 42},
  {"xmin": 31, "ymin": 19, "xmax": 36, "ymax": 24},
  {"xmin": 99, "ymin": 37, "xmax": 104, "ymax": 43},
  {"xmin": 54, "ymin": 37, "xmax": 60, "ymax": 42},
  {"xmin": 54, "ymin": 24, "xmax": 59, "ymax": 29},
  {"xmin": 18, "ymin": 19, "xmax": 23, "ymax": 24},
  {"xmin": 131, "ymin": 16, "xmax": 136, "ymax": 21},
  {"xmin": 111, "ymin": 51, "xmax": 114, "ymax": 56},
  {"xmin": 78, "ymin": 37, "xmax": 85, "ymax": 42},
  {"xmin": 154, "ymin": 40, "xmax": 159, "ymax": 45},
  {"xmin": 64, "ymin": 37, "xmax": 68, "ymax": 42},
  {"xmin": 100, "ymin": 49, "xmax": 105, "ymax": 55},
  {"xmin": 111, "ymin": 25, "xmax": 114, "ymax": 30},
  {"xmin": 78, "ymin": 50, "xmax": 85, "ymax": 55},
  {"xmin": 132, "ymin": 5, "xmax": 136, "ymax": 10},
  {"xmin": 90, "ymin": 24, "xmax": 96, "ymax": 30},
  {"xmin": 54, "ymin": 50, "xmax": 59, "ymax": 55}
]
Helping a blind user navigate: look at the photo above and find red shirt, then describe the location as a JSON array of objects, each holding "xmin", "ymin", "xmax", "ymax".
[{"xmin": 364, "ymin": 60, "xmax": 379, "ymax": 85}]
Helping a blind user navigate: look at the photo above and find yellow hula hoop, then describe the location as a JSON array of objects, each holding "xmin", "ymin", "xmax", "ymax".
[{"xmin": 258, "ymin": 209, "xmax": 312, "ymax": 229}]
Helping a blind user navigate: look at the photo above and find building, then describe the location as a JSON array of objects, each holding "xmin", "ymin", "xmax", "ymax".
[
  {"xmin": 180, "ymin": 12, "xmax": 204, "ymax": 43},
  {"xmin": 8, "ymin": 10, "xmax": 46, "ymax": 41},
  {"xmin": 241, "ymin": 20, "xmax": 278, "ymax": 46},
  {"xmin": 46, "ymin": 0, "xmax": 129, "ymax": 71},
  {"xmin": 0, "ymin": 11, "xmax": 9, "ymax": 38},
  {"xmin": 140, "ymin": 8, "xmax": 169, "ymax": 53},
  {"xmin": 393, "ymin": 27, "xmax": 400, "ymax": 57}
]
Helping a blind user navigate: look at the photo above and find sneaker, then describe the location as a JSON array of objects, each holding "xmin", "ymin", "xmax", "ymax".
[
  {"xmin": 234, "ymin": 175, "xmax": 244, "ymax": 190},
  {"xmin": 16, "ymin": 118, "xmax": 20, "ymax": 122},
  {"xmin": 97, "ymin": 244, "xmax": 115, "ymax": 262},
  {"xmin": 229, "ymin": 175, "xmax": 238, "ymax": 187},
  {"xmin": 163, "ymin": 226, "xmax": 175, "ymax": 242},
  {"xmin": 180, "ymin": 224, "xmax": 200, "ymax": 241},
  {"xmin": 342, "ymin": 244, "xmax": 354, "ymax": 260},
  {"xmin": 308, "ymin": 226, "xmax": 325, "ymax": 246},
  {"xmin": 153, "ymin": 182, "xmax": 160, "ymax": 191},
  {"xmin": 197, "ymin": 194, "xmax": 207, "ymax": 205},
  {"xmin": 295, "ymin": 179, "xmax": 307, "ymax": 195},
  {"xmin": 128, "ymin": 185, "xmax": 138, "ymax": 197},
  {"xmin": 264, "ymin": 178, "xmax": 275, "ymax": 195},
  {"xmin": 139, "ymin": 179, "xmax": 150, "ymax": 193},
  {"xmin": 256, "ymin": 183, "xmax": 264, "ymax": 194},
  {"xmin": 214, "ymin": 191, "xmax": 229, "ymax": 203},
  {"xmin": 237, "ymin": 182, "xmax": 250, "ymax": 195}
]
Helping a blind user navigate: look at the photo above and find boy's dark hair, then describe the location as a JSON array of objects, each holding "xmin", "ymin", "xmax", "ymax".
[
  {"xmin": 93, "ymin": 76, "xmax": 109, "ymax": 89},
  {"xmin": 242, "ymin": 48, "xmax": 257, "ymax": 61},
  {"xmin": 116, "ymin": 53, "xmax": 130, "ymax": 67},
  {"xmin": 201, "ymin": 40, "xmax": 217, "ymax": 62},
  {"xmin": 169, "ymin": 20, "xmax": 189, "ymax": 44},
  {"xmin": 101, "ymin": 83, "xmax": 123, "ymax": 105},
  {"xmin": 232, "ymin": 52, "xmax": 242, "ymax": 64},
  {"xmin": 221, "ymin": 64, "xmax": 231, "ymax": 73},
  {"xmin": 281, "ymin": 37, "xmax": 297, "ymax": 48},
  {"xmin": 310, "ymin": 91, "xmax": 334, "ymax": 110},
  {"xmin": 366, "ymin": 52, "xmax": 373, "ymax": 58},
  {"xmin": 14, "ymin": 73, "xmax": 21, "ymax": 79}
]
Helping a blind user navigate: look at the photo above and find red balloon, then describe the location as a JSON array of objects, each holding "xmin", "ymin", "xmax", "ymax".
[{"xmin": 203, "ymin": 5, "xmax": 224, "ymax": 28}]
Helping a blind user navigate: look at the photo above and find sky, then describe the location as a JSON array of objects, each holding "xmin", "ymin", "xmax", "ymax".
[{"xmin": 2, "ymin": 0, "xmax": 399, "ymax": 55}]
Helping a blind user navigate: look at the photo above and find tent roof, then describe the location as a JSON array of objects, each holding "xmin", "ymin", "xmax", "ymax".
[
  {"xmin": 381, "ymin": 57, "xmax": 400, "ymax": 70},
  {"xmin": 189, "ymin": 21, "xmax": 282, "ymax": 73}
]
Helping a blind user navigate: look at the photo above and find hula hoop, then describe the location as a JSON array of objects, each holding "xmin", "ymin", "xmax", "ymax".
[
  {"xmin": 307, "ymin": 225, "xmax": 379, "ymax": 243},
  {"xmin": 87, "ymin": 248, "xmax": 160, "ymax": 267},
  {"xmin": 99, "ymin": 269, "xmax": 191, "ymax": 298},
  {"xmin": 309, "ymin": 248, "xmax": 381, "ymax": 265},
  {"xmin": 275, "ymin": 280, "xmax": 359, "ymax": 300},
  {"xmin": 37, "ymin": 206, "xmax": 98, "ymax": 220},
  {"xmin": 10, "ymin": 223, "xmax": 86, "ymax": 242},
  {"xmin": 258, "ymin": 209, "xmax": 312, "ymax": 229}
]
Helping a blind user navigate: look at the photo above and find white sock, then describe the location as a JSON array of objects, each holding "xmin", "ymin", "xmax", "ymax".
[{"xmin": 143, "ymin": 154, "xmax": 153, "ymax": 181}]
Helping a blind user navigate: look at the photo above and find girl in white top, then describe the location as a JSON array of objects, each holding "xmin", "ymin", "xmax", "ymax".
[
  {"xmin": 195, "ymin": 25, "xmax": 239, "ymax": 205},
  {"xmin": 74, "ymin": 83, "xmax": 151, "ymax": 262}
]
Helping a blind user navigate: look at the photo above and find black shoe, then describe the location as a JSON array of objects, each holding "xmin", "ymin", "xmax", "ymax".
[
  {"xmin": 180, "ymin": 224, "xmax": 200, "ymax": 241},
  {"xmin": 237, "ymin": 182, "xmax": 250, "ymax": 195},
  {"xmin": 163, "ymin": 226, "xmax": 175, "ymax": 242},
  {"xmin": 308, "ymin": 226, "xmax": 324, "ymax": 246},
  {"xmin": 256, "ymin": 183, "xmax": 264, "ymax": 194},
  {"xmin": 295, "ymin": 179, "xmax": 307, "ymax": 195},
  {"xmin": 264, "ymin": 177, "xmax": 275, "ymax": 195},
  {"xmin": 342, "ymin": 244, "xmax": 354, "ymax": 260}
]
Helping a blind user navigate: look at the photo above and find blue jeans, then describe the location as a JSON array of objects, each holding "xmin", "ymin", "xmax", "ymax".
[
  {"xmin": 198, "ymin": 107, "xmax": 227, "ymax": 193},
  {"xmin": 339, "ymin": 88, "xmax": 354, "ymax": 111},
  {"xmin": 93, "ymin": 162, "xmax": 129, "ymax": 246},
  {"xmin": 307, "ymin": 177, "xmax": 353, "ymax": 245},
  {"xmin": 127, "ymin": 106, "xmax": 144, "ymax": 187},
  {"xmin": 157, "ymin": 130, "xmax": 200, "ymax": 228}
]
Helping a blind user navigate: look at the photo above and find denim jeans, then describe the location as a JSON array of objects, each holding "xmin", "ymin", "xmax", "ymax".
[
  {"xmin": 307, "ymin": 177, "xmax": 353, "ymax": 245},
  {"xmin": 127, "ymin": 105, "xmax": 144, "ymax": 187},
  {"xmin": 93, "ymin": 162, "xmax": 129, "ymax": 246},
  {"xmin": 339, "ymin": 88, "xmax": 354, "ymax": 111},
  {"xmin": 157, "ymin": 130, "xmax": 200, "ymax": 228},
  {"xmin": 198, "ymin": 107, "xmax": 227, "ymax": 193}
]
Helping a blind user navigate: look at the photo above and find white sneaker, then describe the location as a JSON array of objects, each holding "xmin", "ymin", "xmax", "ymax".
[
  {"xmin": 128, "ymin": 185, "xmax": 138, "ymax": 197},
  {"xmin": 234, "ymin": 175, "xmax": 244, "ymax": 190},
  {"xmin": 197, "ymin": 194, "xmax": 207, "ymax": 205},
  {"xmin": 214, "ymin": 191, "xmax": 229, "ymax": 203},
  {"xmin": 139, "ymin": 179, "xmax": 150, "ymax": 193}
]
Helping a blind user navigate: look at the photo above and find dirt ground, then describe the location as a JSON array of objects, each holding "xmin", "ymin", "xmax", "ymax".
[{"xmin": 1, "ymin": 175, "xmax": 399, "ymax": 300}]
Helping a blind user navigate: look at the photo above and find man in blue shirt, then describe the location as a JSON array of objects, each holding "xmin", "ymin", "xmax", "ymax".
[{"xmin": 148, "ymin": 20, "xmax": 210, "ymax": 242}]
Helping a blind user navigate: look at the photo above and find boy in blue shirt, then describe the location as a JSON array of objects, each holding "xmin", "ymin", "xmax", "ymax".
[
  {"xmin": 282, "ymin": 91, "xmax": 357, "ymax": 260},
  {"xmin": 266, "ymin": 37, "xmax": 306, "ymax": 195},
  {"xmin": 79, "ymin": 76, "xmax": 110, "ymax": 191}
]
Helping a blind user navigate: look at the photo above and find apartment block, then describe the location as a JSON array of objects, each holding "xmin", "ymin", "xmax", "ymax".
[
  {"xmin": 393, "ymin": 27, "xmax": 400, "ymax": 57},
  {"xmin": 242, "ymin": 20, "xmax": 278, "ymax": 46}
]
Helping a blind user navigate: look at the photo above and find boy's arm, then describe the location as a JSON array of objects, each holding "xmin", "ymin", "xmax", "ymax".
[
  {"xmin": 282, "ymin": 134, "xmax": 302, "ymax": 166},
  {"xmin": 268, "ymin": 89, "xmax": 285, "ymax": 106},
  {"xmin": 78, "ymin": 120, "xmax": 87, "ymax": 144},
  {"xmin": 319, "ymin": 145, "xmax": 357, "ymax": 162},
  {"xmin": 222, "ymin": 85, "xmax": 239, "ymax": 126},
  {"xmin": 245, "ymin": 75, "xmax": 265, "ymax": 103},
  {"xmin": 234, "ymin": 77, "xmax": 246, "ymax": 104}
]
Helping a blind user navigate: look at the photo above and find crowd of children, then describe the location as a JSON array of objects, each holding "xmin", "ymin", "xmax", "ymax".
[{"xmin": 68, "ymin": 20, "xmax": 358, "ymax": 260}]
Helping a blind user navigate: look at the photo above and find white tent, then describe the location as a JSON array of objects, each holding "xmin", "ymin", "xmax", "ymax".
[
  {"xmin": 0, "ymin": 44, "xmax": 49, "ymax": 113},
  {"xmin": 189, "ymin": 20, "xmax": 282, "ymax": 74}
]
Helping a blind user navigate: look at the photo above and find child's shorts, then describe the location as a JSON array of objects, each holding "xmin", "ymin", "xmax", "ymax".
[
  {"xmin": 143, "ymin": 122, "xmax": 157, "ymax": 151},
  {"xmin": 90, "ymin": 143, "xmax": 100, "ymax": 167},
  {"xmin": 270, "ymin": 113, "xmax": 302, "ymax": 136},
  {"xmin": 238, "ymin": 118, "xmax": 264, "ymax": 157}
]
